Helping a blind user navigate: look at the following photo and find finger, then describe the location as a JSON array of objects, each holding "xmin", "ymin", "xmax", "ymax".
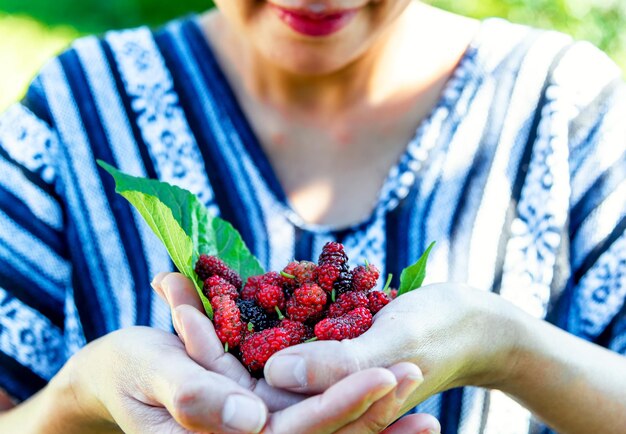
[
  {"xmin": 264, "ymin": 338, "xmax": 363, "ymax": 394},
  {"xmin": 335, "ymin": 363, "xmax": 423, "ymax": 434},
  {"xmin": 148, "ymin": 349, "xmax": 268, "ymax": 433},
  {"xmin": 161, "ymin": 273, "xmax": 204, "ymax": 311},
  {"xmin": 266, "ymin": 368, "xmax": 397, "ymax": 434},
  {"xmin": 254, "ymin": 379, "xmax": 306, "ymax": 411},
  {"xmin": 174, "ymin": 305, "xmax": 249, "ymax": 381},
  {"xmin": 150, "ymin": 272, "xmax": 170, "ymax": 301},
  {"xmin": 264, "ymin": 318, "xmax": 404, "ymax": 393},
  {"xmin": 383, "ymin": 414, "xmax": 441, "ymax": 434},
  {"xmin": 175, "ymin": 305, "xmax": 304, "ymax": 411}
]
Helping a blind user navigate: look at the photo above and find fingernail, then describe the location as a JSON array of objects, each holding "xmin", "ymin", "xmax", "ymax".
[
  {"xmin": 265, "ymin": 355, "xmax": 307, "ymax": 388},
  {"xmin": 161, "ymin": 274, "xmax": 183, "ymax": 305},
  {"xmin": 222, "ymin": 394, "xmax": 266, "ymax": 433},
  {"xmin": 418, "ymin": 427, "xmax": 440, "ymax": 434},
  {"xmin": 161, "ymin": 279, "xmax": 172, "ymax": 304},
  {"xmin": 150, "ymin": 272, "xmax": 168, "ymax": 293},
  {"xmin": 395, "ymin": 375, "xmax": 422, "ymax": 402},
  {"xmin": 172, "ymin": 308, "xmax": 185, "ymax": 343}
]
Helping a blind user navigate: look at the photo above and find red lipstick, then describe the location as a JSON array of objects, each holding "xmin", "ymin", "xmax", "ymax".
[{"xmin": 270, "ymin": 4, "xmax": 358, "ymax": 37}]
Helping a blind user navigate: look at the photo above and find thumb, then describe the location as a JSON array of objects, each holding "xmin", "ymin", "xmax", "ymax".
[
  {"xmin": 264, "ymin": 317, "xmax": 406, "ymax": 393},
  {"xmin": 264, "ymin": 335, "xmax": 375, "ymax": 394},
  {"xmin": 383, "ymin": 414, "xmax": 441, "ymax": 434},
  {"xmin": 161, "ymin": 273, "xmax": 204, "ymax": 311}
]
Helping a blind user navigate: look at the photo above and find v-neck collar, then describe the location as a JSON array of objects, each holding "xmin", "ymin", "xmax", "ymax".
[{"xmin": 182, "ymin": 15, "xmax": 484, "ymax": 235}]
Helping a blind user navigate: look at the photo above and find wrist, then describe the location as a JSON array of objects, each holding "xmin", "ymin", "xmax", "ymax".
[
  {"xmin": 44, "ymin": 346, "xmax": 121, "ymax": 434},
  {"xmin": 460, "ymin": 290, "xmax": 527, "ymax": 390}
]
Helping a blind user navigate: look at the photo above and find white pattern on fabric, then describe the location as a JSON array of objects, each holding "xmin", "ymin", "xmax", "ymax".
[
  {"xmin": 490, "ymin": 67, "xmax": 574, "ymax": 434},
  {"xmin": 424, "ymin": 78, "xmax": 487, "ymax": 284},
  {"xmin": 166, "ymin": 20, "xmax": 269, "ymax": 265},
  {"xmin": 378, "ymin": 49, "xmax": 480, "ymax": 219},
  {"xmin": 41, "ymin": 58, "xmax": 136, "ymax": 328},
  {"xmin": 74, "ymin": 37, "xmax": 174, "ymax": 331},
  {"xmin": 465, "ymin": 30, "xmax": 565, "ymax": 293},
  {"xmin": 572, "ymin": 181, "xmax": 626, "ymax": 271},
  {"xmin": 106, "ymin": 27, "xmax": 218, "ymax": 216},
  {"xmin": 570, "ymin": 232, "xmax": 626, "ymax": 338},
  {"xmin": 0, "ymin": 286, "xmax": 65, "ymax": 380},
  {"xmin": 500, "ymin": 82, "xmax": 574, "ymax": 319},
  {"xmin": 0, "ymin": 157, "xmax": 63, "ymax": 232},
  {"xmin": 0, "ymin": 104, "xmax": 57, "ymax": 184},
  {"xmin": 0, "ymin": 210, "xmax": 68, "ymax": 300}
]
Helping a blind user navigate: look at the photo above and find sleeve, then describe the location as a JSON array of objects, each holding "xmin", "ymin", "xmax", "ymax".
[
  {"xmin": 559, "ymin": 42, "xmax": 626, "ymax": 349},
  {"xmin": 0, "ymin": 95, "xmax": 71, "ymax": 401}
]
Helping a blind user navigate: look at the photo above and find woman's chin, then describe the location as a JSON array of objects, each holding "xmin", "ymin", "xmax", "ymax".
[
  {"xmin": 253, "ymin": 24, "xmax": 377, "ymax": 77},
  {"xmin": 261, "ymin": 47, "xmax": 358, "ymax": 76}
]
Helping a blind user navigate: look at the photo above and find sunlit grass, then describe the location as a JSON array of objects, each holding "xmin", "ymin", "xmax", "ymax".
[
  {"xmin": 0, "ymin": 13, "xmax": 78, "ymax": 110},
  {"xmin": 430, "ymin": 0, "xmax": 626, "ymax": 73}
]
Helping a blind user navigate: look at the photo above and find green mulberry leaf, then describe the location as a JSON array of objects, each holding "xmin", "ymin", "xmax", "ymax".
[
  {"xmin": 397, "ymin": 241, "xmax": 435, "ymax": 296},
  {"xmin": 98, "ymin": 161, "xmax": 265, "ymax": 317}
]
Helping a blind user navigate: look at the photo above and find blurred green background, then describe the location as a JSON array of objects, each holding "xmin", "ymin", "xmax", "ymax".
[{"xmin": 1, "ymin": 0, "xmax": 625, "ymax": 111}]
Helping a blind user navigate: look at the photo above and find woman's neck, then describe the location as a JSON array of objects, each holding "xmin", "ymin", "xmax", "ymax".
[{"xmin": 199, "ymin": 4, "xmax": 479, "ymax": 226}]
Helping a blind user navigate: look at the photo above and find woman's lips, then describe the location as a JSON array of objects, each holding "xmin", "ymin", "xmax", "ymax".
[{"xmin": 270, "ymin": 4, "xmax": 359, "ymax": 37}]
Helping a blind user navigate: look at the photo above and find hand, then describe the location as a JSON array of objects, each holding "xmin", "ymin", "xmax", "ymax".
[
  {"xmin": 152, "ymin": 272, "xmax": 302, "ymax": 412},
  {"xmin": 64, "ymin": 326, "xmax": 273, "ymax": 433},
  {"xmin": 58, "ymin": 310, "xmax": 429, "ymax": 434},
  {"xmin": 263, "ymin": 284, "xmax": 521, "ymax": 414},
  {"xmin": 153, "ymin": 273, "xmax": 442, "ymax": 433}
]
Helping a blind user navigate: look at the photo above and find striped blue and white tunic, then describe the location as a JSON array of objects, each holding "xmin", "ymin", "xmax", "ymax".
[{"xmin": 0, "ymin": 15, "xmax": 624, "ymax": 434}]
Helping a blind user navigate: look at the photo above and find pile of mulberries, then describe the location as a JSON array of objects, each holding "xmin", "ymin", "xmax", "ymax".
[{"xmin": 195, "ymin": 242, "xmax": 395, "ymax": 374}]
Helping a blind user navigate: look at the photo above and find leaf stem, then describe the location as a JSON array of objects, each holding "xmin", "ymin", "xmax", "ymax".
[
  {"xmin": 382, "ymin": 273, "xmax": 393, "ymax": 294},
  {"xmin": 280, "ymin": 271, "xmax": 296, "ymax": 279},
  {"xmin": 275, "ymin": 306, "xmax": 285, "ymax": 320}
]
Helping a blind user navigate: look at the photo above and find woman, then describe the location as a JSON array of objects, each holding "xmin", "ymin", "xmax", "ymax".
[{"xmin": 0, "ymin": 0, "xmax": 624, "ymax": 432}]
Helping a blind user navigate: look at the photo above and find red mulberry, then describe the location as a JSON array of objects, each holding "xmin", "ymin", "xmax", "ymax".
[
  {"xmin": 279, "ymin": 319, "xmax": 312, "ymax": 345},
  {"xmin": 240, "ymin": 327, "xmax": 291, "ymax": 372},
  {"xmin": 367, "ymin": 290, "xmax": 391, "ymax": 314},
  {"xmin": 212, "ymin": 296, "xmax": 244, "ymax": 349},
  {"xmin": 195, "ymin": 255, "xmax": 242, "ymax": 289},
  {"xmin": 256, "ymin": 282, "xmax": 286, "ymax": 312},
  {"xmin": 352, "ymin": 264, "xmax": 380, "ymax": 292},
  {"xmin": 314, "ymin": 307, "xmax": 373, "ymax": 341},
  {"xmin": 318, "ymin": 242, "xmax": 348, "ymax": 271},
  {"xmin": 203, "ymin": 275, "xmax": 238, "ymax": 300},
  {"xmin": 328, "ymin": 291, "xmax": 369, "ymax": 318},
  {"xmin": 242, "ymin": 272, "xmax": 282, "ymax": 301},
  {"xmin": 286, "ymin": 283, "xmax": 327, "ymax": 322},
  {"xmin": 316, "ymin": 263, "xmax": 341, "ymax": 292}
]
